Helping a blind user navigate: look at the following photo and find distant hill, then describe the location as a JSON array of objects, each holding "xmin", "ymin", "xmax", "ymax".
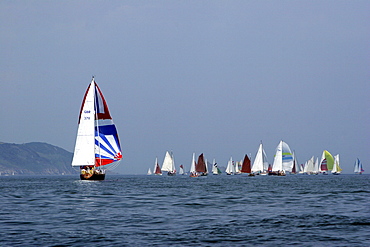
[{"xmin": 0, "ymin": 142, "xmax": 77, "ymax": 175}]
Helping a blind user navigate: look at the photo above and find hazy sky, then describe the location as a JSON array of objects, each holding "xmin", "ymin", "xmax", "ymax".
[{"xmin": 1, "ymin": 1, "xmax": 369, "ymax": 174}]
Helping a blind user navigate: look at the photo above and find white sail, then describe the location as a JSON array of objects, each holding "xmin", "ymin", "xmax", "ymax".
[
  {"xmin": 71, "ymin": 81, "xmax": 96, "ymax": 167},
  {"xmin": 161, "ymin": 151, "xmax": 175, "ymax": 172},
  {"xmin": 147, "ymin": 168, "xmax": 152, "ymax": 175},
  {"xmin": 251, "ymin": 143, "xmax": 269, "ymax": 173},
  {"xmin": 354, "ymin": 158, "xmax": 364, "ymax": 174},
  {"xmin": 212, "ymin": 158, "xmax": 218, "ymax": 174},
  {"xmin": 292, "ymin": 151, "xmax": 300, "ymax": 173},
  {"xmin": 305, "ymin": 156, "xmax": 315, "ymax": 174},
  {"xmin": 179, "ymin": 165, "xmax": 184, "ymax": 175},
  {"xmin": 313, "ymin": 157, "xmax": 319, "ymax": 174},
  {"xmin": 189, "ymin": 153, "xmax": 196, "ymax": 174},
  {"xmin": 319, "ymin": 151, "xmax": 326, "ymax": 172},
  {"xmin": 205, "ymin": 158, "xmax": 209, "ymax": 174},
  {"xmin": 332, "ymin": 154, "xmax": 342, "ymax": 174},
  {"xmin": 354, "ymin": 159, "xmax": 359, "ymax": 173},
  {"xmin": 272, "ymin": 141, "xmax": 293, "ymax": 172},
  {"xmin": 153, "ymin": 157, "xmax": 158, "ymax": 173},
  {"xmin": 225, "ymin": 157, "xmax": 233, "ymax": 174},
  {"xmin": 332, "ymin": 156, "xmax": 338, "ymax": 173}
]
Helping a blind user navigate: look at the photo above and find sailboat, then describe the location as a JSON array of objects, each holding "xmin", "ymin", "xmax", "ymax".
[
  {"xmin": 251, "ymin": 143, "xmax": 269, "ymax": 175},
  {"xmin": 240, "ymin": 154, "xmax": 254, "ymax": 176},
  {"xmin": 147, "ymin": 168, "xmax": 152, "ymax": 175},
  {"xmin": 161, "ymin": 151, "xmax": 176, "ymax": 176},
  {"xmin": 153, "ymin": 157, "xmax": 162, "ymax": 175},
  {"xmin": 189, "ymin": 153, "xmax": 199, "ymax": 177},
  {"xmin": 331, "ymin": 154, "xmax": 342, "ymax": 175},
  {"xmin": 71, "ymin": 77, "xmax": 122, "ymax": 180},
  {"xmin": 304, "ymin": 156, "xmax": 315, "ymax": 175},
  {"xmin": 354, "ymin": 158, "xmax": 364, "ymax": 174},
  {"xmin": 179, "ymin": 165, "xmax": 185, "ymax": 175},
  {"xmin": 291, "ymin": 151, "xmax": 299, "ymax": 174},
  {"xmin": 225, "ymin": 157, "xmax": 234, "ymax": 175},
  {"xmin": 212, "ymin": 159, "xmax": 222, "ymax": 175},
  {"xmin": 270, "ymin": 140, "xmax": 293, "ymax": 176},
  {"xmin": 319, "ymin": 150, "xmax": 334, "ymax": 175},
  {"xmin": 234, "ymin": 160, "xmax": 241, "ymax": 175},
  {"xmin": 195, "ymin": 153, "xmax": 208, "ymax": 176}
]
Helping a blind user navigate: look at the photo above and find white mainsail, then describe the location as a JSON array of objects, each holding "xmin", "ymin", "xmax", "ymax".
[
  {"xmin": 225, "ymin": 157, "xmax": 233, "ymax": 174},
  {"xmin": 179, "ymin": 165, "xmax": 184, "ymax": 175},
  {"xmin": 71, "ymin": 81, "xmax": 96, "ymax": 167},
  {"xmin": 212, "ymin": 158, "xmax": 218, "ymax": 174},
  {"xmin": 251, "ymin": 143, "xmax": 269, "ymax": 173},
  {"xmin": 291, "ymin": 151, "xmax": 300, "ymax": 173},
  {"xmin": 313, "ymin": 157, "xmax": 319, "ymax": 174},
  {"xmin": 189, "ymin": 153, "xmax": 196, "ymax": 174},
  {"xmin": 161, "ymin": 151, "xmax": 175, "ymax": 172},
  {"xmin": 332, "ymin": 154, "xmax": 342, "ymax": 174},
  {"xmin": 304, "ymin": 156, "xmax": 315, "ymax": 174},
  {"xmin": 354, "ymin": 158, "xmax": 364, "ymax": 174}
]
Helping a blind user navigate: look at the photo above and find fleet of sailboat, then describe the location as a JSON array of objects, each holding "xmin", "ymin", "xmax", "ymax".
[
  {"xmin": 66, "ymin": 79, "xmax": 363, "ymax": 179},
  {"xmin": 146, "ymin": 147, "xmax": 361, "ymax": 176}
]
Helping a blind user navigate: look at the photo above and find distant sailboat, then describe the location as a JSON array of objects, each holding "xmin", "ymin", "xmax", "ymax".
[
  {"xmin": 212, "ymin": 159, "xmax": 222, "ymax": 175},
  {"xmin": 270, "ymin": 140, "xmax": 293, "ymax": 176},
  {"xmin": 291, "ymin": 151, "xmax": 299, "ymax": 174},
  {"xmin": 179, "ymin": 165, "xmax": 185, "ymax": 175},
  {"xmin": 195, "ymin": 153, "xmax": 208, "ymax": 176},
  {"xmin": 331, "ymin": 154, "xmax": 342, "ymax": 175},
  {"xmin": 319, "ymin": 150, "xmax": 334, "ymax": 175},
  {"xmin": 251, "ymin": 143, "xmax": 269, "ymax": 175},
  {"xmin": 189, "ymin": 153, "xmax": 198, "ymax": 177},
  {"xmin": 147, "ymin": 168, "xmax": 152, "ymax": 175},
  {"xmin": 153, "ymin": 157, "xmax": 162, "ymax": 175},
  {"xmin": 354, "ymin": 158, "xmax": 364, "ymax": 174},
  {"xmin": 240, "ymin": 154, "xmax": 254, "ymax": 176},
  {"xmin": 234, "ymin": 159, "xmax": 241, "ymax": 175},
  {"xmin": 313, "ymin": 157, "xmax": 319, "ymax": 175},
  {"xmin": 225, "ymin": 157, "xmax": 234, "ymax": 175},
  {"xmin": 71, "ymin": 77, "xmax": 122, "ymax": 180},
  {"xmin": 161, "ymin": 151, "xmax": 176, "ymax": 176},
  {"xmin": 304, "ymin": 156, "xmax": 315, "ymax": 175}
]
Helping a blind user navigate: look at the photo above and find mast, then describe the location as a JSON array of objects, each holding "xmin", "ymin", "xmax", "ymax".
[{"xmin": 93, "ymin": 77, "xmax": 102, "ymax": 170}]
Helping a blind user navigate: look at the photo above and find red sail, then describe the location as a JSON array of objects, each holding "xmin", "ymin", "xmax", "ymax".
[
  {"xmin": 195, "ymin": 153, "xmax": 206, "ymax": 173},
  {"xmin": 321, "ymin": 159, "xmax": 328, "ymax": 171},
  {"xmin": 240, "ymin": 154, "xmax": 251, "ymax": 173},
  {"xmin": 154, "ymin": 163, "xmax": 162, "ymax": 174}
]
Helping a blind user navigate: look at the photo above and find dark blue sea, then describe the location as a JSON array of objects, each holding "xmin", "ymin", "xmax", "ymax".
[{"xmin": 0, "ymin": 174, "xmax": 369, "ymax": 246}]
